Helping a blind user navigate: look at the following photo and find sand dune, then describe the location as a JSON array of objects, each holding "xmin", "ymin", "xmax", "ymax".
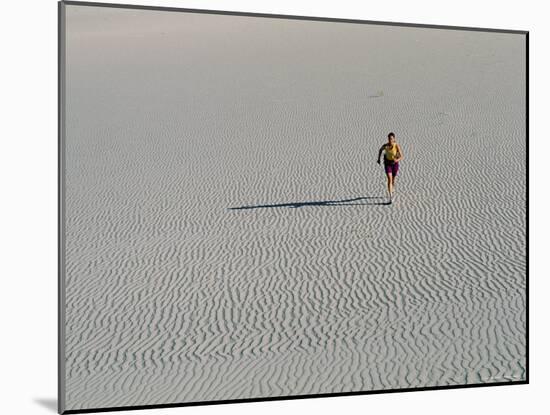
[{"xmin": 62, "ymin": 4, "xmax": 526, "ymax": 411}]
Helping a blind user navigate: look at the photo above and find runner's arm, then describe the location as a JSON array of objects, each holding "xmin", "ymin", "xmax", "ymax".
[
  {"xmin": 395, "ymin": 144, "xmax": 404, "ymax": 162},
  {"xmin": 377, "ymin": 145, "xmax": 385, "ymax": 163}
]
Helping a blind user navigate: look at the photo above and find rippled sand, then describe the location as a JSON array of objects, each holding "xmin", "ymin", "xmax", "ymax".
[{"xmin": 61, "ymin": 4, "xmax": 526, "ymax": 411}]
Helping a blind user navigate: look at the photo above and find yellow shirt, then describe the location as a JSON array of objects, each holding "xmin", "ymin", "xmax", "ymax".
[{"xmin": 385, "ymin": 143, "xmax": 398, "ymax": 161}]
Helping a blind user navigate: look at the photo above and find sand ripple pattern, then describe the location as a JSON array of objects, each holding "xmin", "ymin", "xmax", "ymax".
[{"xmin": 63, "ymin": 6, "xmax": 526, "ymax": 411}]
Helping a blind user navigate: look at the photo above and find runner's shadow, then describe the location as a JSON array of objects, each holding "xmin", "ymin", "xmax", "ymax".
[
  {"xmin": 228, "ymin": 196, "xmax": 390, "ymax": 210},
  {"xmin": 34, "ymin": 398, "xmax": 57, "ymax": 412}
]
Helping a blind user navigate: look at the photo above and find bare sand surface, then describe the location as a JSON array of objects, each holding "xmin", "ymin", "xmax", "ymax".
[{"xmin": 62, "ymin": 4, "xmax": 526, "ymax": 411}]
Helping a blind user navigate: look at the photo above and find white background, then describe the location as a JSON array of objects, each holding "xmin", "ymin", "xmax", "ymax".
[{"xmin": 0, "ymin": 0, "xmax": 544, "ymax": 414}]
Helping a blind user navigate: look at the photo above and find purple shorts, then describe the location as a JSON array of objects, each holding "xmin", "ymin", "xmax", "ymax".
[{"xmin": 384, "ymin": 161, "xmax": 399, "ymax": 176}]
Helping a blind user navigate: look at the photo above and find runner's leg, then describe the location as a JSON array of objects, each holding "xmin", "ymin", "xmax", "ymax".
[
  {"xmin": 386, "ymin": 172, "xmax": 393, "ymax": 197},
  {"xmin": 391, "ymin": 163, "xmax": 399, "ymax": 192}
]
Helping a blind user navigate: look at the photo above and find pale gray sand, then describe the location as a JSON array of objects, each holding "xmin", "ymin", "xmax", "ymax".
[{"xmin": 61, "ymin": 4, "xmax": 526, "ymax": 411}]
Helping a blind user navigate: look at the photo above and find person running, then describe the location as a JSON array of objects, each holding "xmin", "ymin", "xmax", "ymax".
[{"xmin": 377, "ymin": 132, "xmax": 403, "ymax": 201}]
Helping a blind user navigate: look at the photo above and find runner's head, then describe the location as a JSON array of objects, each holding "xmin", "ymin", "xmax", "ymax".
[{"xmin": 388, "ymin": 132, "xmax": 396, "ymax": 144}]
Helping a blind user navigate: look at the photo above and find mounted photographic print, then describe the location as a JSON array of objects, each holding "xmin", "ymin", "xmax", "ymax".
[{"xmin": 58, "ymin": 1, "xmax": 528, "ymax": 413}]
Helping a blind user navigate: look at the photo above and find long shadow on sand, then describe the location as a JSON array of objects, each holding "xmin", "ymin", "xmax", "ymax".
[{"xmin": 228, "ymin": 196, "xmax": 390, "ymax": 210}]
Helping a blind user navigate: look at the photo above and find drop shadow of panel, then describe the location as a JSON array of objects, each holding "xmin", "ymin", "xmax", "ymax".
[
  {"xmin": 228, "ymin": 196, "xmax": 390, "ymax": 210},
  {"xmin": 34, "ymin": 398, "xmax": 57, "ymax": 413}
]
